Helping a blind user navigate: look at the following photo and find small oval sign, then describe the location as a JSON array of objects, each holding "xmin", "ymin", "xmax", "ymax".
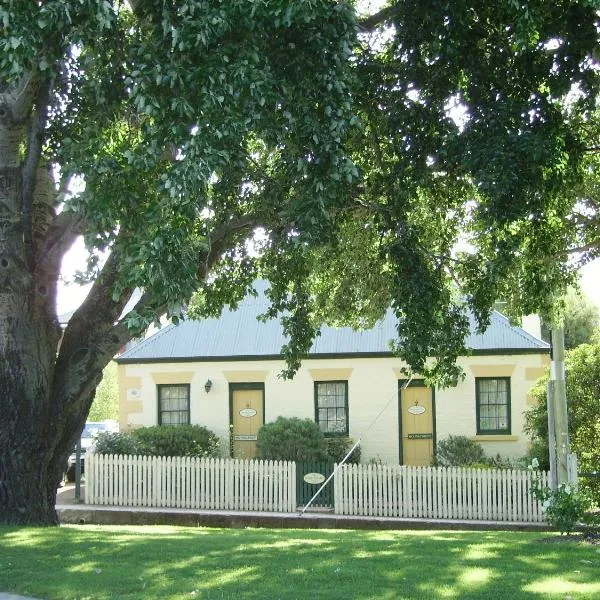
[
  {"xmin": 303, "ymin": 472, "xmax": 326, "ymax": 485},
  {"xmin": 408, "ymin": 405, "xmax": 426, "ymax": 415},
  {"xmin": 239, "ymin": 408, "xmax": 257, "ymax": 418}
]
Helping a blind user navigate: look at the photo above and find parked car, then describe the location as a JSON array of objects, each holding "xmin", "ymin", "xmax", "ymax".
[{"xmin": 66, "ymin": 420, "xmax": 118, "ymax": 482}]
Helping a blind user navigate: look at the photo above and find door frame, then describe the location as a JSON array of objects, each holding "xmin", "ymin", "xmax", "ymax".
[
  {"xmin": 229, "ymin": 382, "xmax": 265, "ymax": 458},
  {"xmin": 398, "ymin": 379, "xmax": 436, "ymax": 465}
]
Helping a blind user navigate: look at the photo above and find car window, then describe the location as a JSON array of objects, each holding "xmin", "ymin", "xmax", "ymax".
[{"xmin": 82, "ymin": 424, "xmax": 108, "ymax": 438}]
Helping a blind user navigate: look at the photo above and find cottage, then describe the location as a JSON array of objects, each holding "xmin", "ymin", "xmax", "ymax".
[{"xmin": 116, "ymin": 286, "xmax": 549, "ymax": 466}]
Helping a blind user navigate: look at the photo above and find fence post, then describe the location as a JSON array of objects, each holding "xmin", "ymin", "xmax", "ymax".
[{"xmin": 85, "ymin": 451, "xmax": 93, "ymax": 504}]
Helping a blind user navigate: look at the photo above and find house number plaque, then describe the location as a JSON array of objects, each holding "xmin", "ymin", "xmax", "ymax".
[
  {"xmin": 303, "ymin": 473, "xmax": 326, "ymax": 485},
  {"xmin": 407, "ymin": 405, "xmax": 426, "ymax": 415},
  {"xmin": 233, "ymin": 434, "xmax": 257, "ymax": 441},
  {"xmin": 407, "ymin": 433, "xmax": 433, "ymax": 439},
  {"xmin": 239, "ymin": 408, "xmax": 257, "ymax": 418}
]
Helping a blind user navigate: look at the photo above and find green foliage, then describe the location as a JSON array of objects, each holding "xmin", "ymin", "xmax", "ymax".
[
  {"xmin": 94, "ymin": 426, "xmax": 220, "ymax": 458},
  {"xmin": 133, "ymin": 425, "xmax": 220, "ymax": 458},
  {"xmin": 563, "ymin": 290, "xmax": 600, "ymax": 349},
  {"xmin": 435, "ymin": 435, "xmax": 486, "ymax": 467},
  {"xmin": 256, "ymin": 417, "xmax": 328, "ymax": 462},
  {"xmin": 325, "ymin": 437, "xmax": 361, "ymax": 465},
  {"xmin": 541, "ymin": 289, "xmax": 600, "ymax": 349},
  {"xmin": 94, "ymin": 431, "xmax": 140, "ymax": 456},
  {"xmin": 88, "ymin": 362, "xmax": 118, "ymax": 421},
  {"xmin": 529, "ymin": 460, "xmax": 594, "ymax": 534},
  {"xmin": 3, "ymin": 1, "xmax": 600, "ymax": 526},
  {"xmin": 525, "ymin": 438, "xmax": 551, "ymax": 473},
  {"xmin": 4, "ymin": 1, "xmax": 599, "ymax": 388},
  {"xmin": 525, "ymin": 337, "xmax": 600, "ymax": 498}
]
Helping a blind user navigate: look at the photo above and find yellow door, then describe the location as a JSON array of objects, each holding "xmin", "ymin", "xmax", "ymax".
[
  {"xmin": 400, "ymin": 385, "xmax": 434, "ymax": 466},
  {"xmin": 231, "ymin": 388, "xmax": 264, "ymax": 459}
]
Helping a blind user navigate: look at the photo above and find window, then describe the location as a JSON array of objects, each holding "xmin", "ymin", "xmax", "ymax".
[
  {"xmin": 315, "ymin": 381, "xmax": 348, "ymax": 436},
  {"xmin": 158, "ymin": 384, "xmax": 190, "ymax": 425},
  {"xmin": 476, "ymin": 377, "xmax": 510, "ymax": 434}
]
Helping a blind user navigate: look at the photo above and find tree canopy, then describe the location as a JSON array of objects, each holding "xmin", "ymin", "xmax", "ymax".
[
  {"xmin": 1, "ymin": 0, "xmax": 600, "ymax": 524},
  {"xmin": 540, "ymin": 287, "xmax": 600, "ymax": 348}
]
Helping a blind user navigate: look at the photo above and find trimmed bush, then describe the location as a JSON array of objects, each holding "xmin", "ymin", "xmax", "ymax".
[
  {"xmin": 133, "ymin": 425, "xmax": 220, "ymax": 457},
  {"xmin": 94, "ymin": 425, "xmax": 220, "ymax": 458},
  {"xmin": 325, "ymin": 437, "xmax": 361, "ymax": 464},
  {"xmin": 435, "ymin": 435, "xmax": 486, "ymax": 467},
  {"xmin": 256, "ymin": 417, "xmax": 328, "ymax": 462},
  {"xmin": 94, "ymin": 431, "xmax": 141, "ymax": 455}
]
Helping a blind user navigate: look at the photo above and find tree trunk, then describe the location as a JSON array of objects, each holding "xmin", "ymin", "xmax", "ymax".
[
  {"xmin": 0, "ymin": 77, "xmax": 104, "ymax": 525},
  {"xmin": 0, "ymin": 170, "xmax": 61, "ymax": 524}
]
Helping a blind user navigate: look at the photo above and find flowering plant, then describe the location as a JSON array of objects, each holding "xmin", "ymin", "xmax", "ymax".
[{"xmin": 528, "ymin": 458, "xmax": 592, "ymax": 534}]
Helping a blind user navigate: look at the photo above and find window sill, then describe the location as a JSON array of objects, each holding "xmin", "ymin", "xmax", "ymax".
[{"xmin": 472, "ymin": 435, "xmax": 518, "ymax": 442}]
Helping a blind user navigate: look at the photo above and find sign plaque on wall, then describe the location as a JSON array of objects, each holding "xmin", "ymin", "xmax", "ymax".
[
  {"xmin": 407, "ymin": 405, "xmax": 426, "ymax": 415},
  {"xmin": 407, "ymin": 433, "xmax": 433, "ymax": 440},
  {"xmin": 239, "ymin": 408, "xmax": 257, "ymax": 418},
  {"xmin": 303, "ymin": 472, "xmax": 326, "ymax": 485}
]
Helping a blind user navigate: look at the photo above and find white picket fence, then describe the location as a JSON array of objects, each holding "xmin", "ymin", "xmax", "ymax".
[
  {"xmin": 85, "ymin": 454, "xmax": 548, "ymax": 523},
  {"xmin": 334, "ymin": 464, "xmax": 548, "ymax": 522},
  {"xmin": 85, "ymin": 453, "xmax": 296, "ymax": 512}
]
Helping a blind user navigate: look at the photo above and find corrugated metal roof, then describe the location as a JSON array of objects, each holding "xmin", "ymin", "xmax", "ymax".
[{"xmin": 117, "ymin": 284, "xmax": 549, "ymax": 362}]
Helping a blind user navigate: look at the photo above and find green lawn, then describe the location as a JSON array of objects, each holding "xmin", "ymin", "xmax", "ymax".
[{"xmin": 0, "ymin": 526, "xmax": 598, "ymax": 599}]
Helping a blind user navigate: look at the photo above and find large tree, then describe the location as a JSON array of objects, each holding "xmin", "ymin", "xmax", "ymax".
[
  {"xmin": 1, "ymin": 1, "xmax": 599, "ymax": 525},
  {"xmin": 0, "ymin": 0, "xmax": 357, "ymax": 525}
]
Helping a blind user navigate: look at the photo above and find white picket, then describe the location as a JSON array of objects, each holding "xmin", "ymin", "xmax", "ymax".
[
  {"xmin": 83, "ymin": 454, "xmax": 547, "ymax": 522},
  {"xmin": 332, "ymin": 463, "xmax": 547, "ymax": 523}
]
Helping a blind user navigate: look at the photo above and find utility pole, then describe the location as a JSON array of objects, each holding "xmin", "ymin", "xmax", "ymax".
[{"xmin": 548, "ymin": 324, "xmax": 570, "ymax": 488}]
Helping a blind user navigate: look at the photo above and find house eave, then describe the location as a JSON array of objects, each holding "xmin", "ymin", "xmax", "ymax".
[{"xmin": 115, "ymin": 347, "xmax": 550, "ymax": 365}]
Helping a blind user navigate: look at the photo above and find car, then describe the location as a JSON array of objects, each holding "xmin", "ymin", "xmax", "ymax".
[{"xmin": 66, "ymin": 420, "xmax": 118, "ymax": 482}]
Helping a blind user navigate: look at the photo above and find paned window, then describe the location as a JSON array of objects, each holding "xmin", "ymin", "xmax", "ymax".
[
  {"xmin": 158, "ymin": 384, "xmax": 190, "ymax": 425},
  {"xmin": 476, "ymin": 377, "xmax": 510, "ymax": 434},
  {"xmin": 315, "ymin": 381, "xmax": 348, "ymax": 436}
]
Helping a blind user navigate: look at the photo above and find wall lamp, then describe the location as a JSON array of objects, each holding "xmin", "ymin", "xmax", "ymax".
[{"xmin": 204, "ymin": 379, "xmax": 213, "ymax": 393}]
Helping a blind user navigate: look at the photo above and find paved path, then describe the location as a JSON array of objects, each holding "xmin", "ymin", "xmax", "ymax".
[{"xmin": 0, "ymin": 594, "xmax": 42, "ymax": 600}]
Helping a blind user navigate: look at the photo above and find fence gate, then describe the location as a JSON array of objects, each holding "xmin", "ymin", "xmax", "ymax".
[{"xmin": 296, "ymin": 461, "xmax": 335, "ymax": 508}]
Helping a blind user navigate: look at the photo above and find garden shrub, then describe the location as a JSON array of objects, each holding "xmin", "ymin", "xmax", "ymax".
[
  {"xmin": 133, "ymin": 425, "xmax": 220, "ymax": 457},
  {"xmin": 94, "ymin": 431, "xmax": 141, "ymax": 455},
  {"xmin": 325, "ymin": 437, "xmax": 361, "ymax": 464},
  {"xmin": 256, "ymin": 417, "xmax": 328, "ymax": 462},
  {"xmin": 94, "ymin": 425, "xmax": 220, "ymax": 458},
  {"xmin": 486, "ymin": 453, "xmax": 518, "ymax": 469},
  {"xmin": 435, "ymin": 435, "xmax": 486, "ymax": 467},
  {"xmin": 529, "ymin": 459, "xmax": 594, "ymax": 534},
  {"xmin": 525, "ymin": 438, "xmax": 550, "ymax": 471}
]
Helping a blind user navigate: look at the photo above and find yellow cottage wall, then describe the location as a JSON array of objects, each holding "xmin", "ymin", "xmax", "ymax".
[{"xmin": 118, "ymin": 352, "xmax": 548, "ymax": 465}]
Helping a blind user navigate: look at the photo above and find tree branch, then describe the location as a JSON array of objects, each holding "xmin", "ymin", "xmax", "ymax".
[
  {"xmin": 35, "ymin": 210, "xmax": 85, "ymax": 281},
  {"xmin": 198, "ymin": 214, "xmax": 262, "ymax": 279},
  {"xmin": 557, "ymin": 240, "xmax": 600, "ymax": 256},
  {"xmin": 358, "ymin": 5, "xmax": 401, "ymax": 32},
  {"xmin": 22, "ymin": 77, "xmax": 52, "ymax": 268}
]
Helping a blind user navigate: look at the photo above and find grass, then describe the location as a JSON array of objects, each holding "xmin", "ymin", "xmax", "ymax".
[{"xmin": 0, "ymin": 526, "xmax": 599, "ymax": 599}]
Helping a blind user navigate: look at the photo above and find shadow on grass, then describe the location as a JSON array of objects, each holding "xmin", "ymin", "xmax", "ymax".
[{"xmin": 0, "ymin": 526, "xmax": 599, "ymax": 600}]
